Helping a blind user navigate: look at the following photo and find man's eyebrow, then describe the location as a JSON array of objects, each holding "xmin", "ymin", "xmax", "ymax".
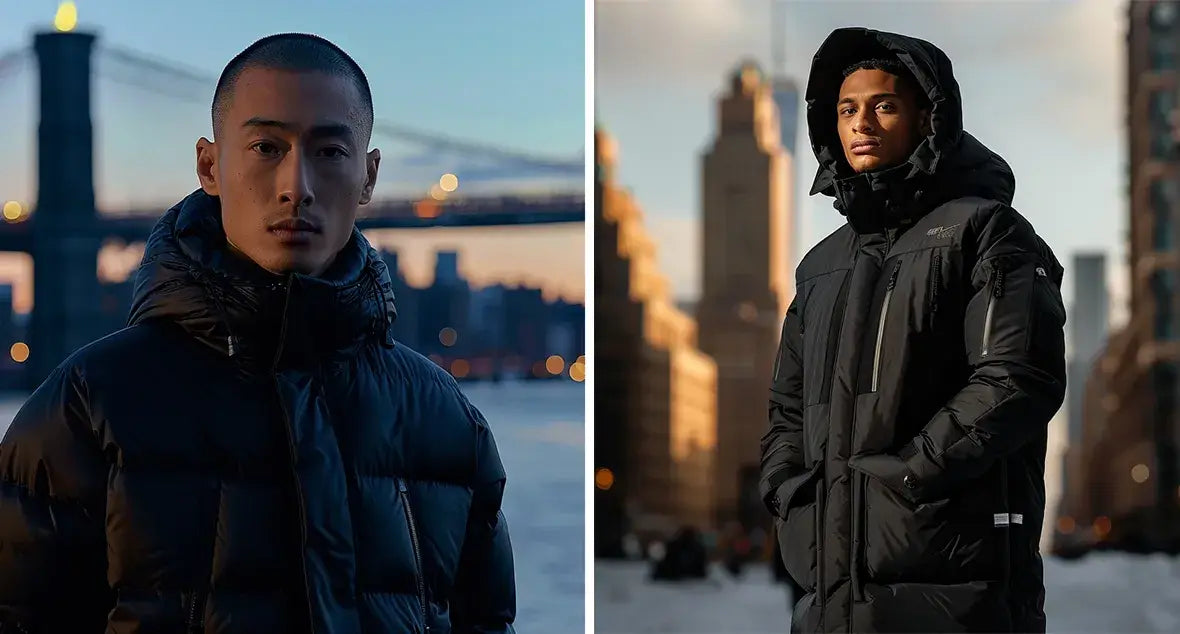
[
  {"xmin": 837, "ymin": 92, "xmax": 902, "ymax": 107},
  {"xmin": 241, "ymin": 117, "xmax": 355, "ymax": 138}
]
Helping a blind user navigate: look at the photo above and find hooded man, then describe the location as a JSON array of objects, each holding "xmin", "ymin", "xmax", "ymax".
[
  {"xmin": 759, "ymin": 28, "xmax": 1067, "ymax": 633},
  {"xmin": 0, "ymin": 33, "xmax": 515, "ymax": 633}
]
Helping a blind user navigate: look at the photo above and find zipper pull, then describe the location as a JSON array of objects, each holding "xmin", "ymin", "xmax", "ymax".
[
  {"xmin": 227, "ymin": 336, "xmax": 237, "ymax": 357},
  {"xmin": 887, "ymin": 260, "xmax": 901, "ymax": 290},
  {"xmin": 398, "ymin": 479, "xmax": 408, "ymax": 493},
  {"xmin": 993, "ymin": 268, "xmax": 1006, "ymax": 298}
]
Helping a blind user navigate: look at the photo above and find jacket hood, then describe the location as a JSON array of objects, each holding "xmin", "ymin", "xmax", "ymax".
[
  {"xmin": 805, "ymin": 28, "xmax": 1015, "ymax": 230},
  {"xmin": 127, "ymin": 189, "xmax": 397, "ymax": 368}
]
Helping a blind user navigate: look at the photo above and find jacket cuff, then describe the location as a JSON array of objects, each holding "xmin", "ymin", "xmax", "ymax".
[{"xmin": 900, "ymin": 440, "xmax": 946, "ymax": 503}]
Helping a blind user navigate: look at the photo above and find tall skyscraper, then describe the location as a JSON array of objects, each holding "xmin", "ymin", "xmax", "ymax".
[
  {"xmin": 594, "ymin": 129, "xmax": 719, "ymax": 554},
  {"xmin": 435, "ymin": 251, "xmax": 461, "ymax": 286},
  {"xmin": 697, "ymin": 63, "xmax": 794, "ymax": 528},
  {"xmin": 772, "ymin": 76, "xmax": 802, "ymax": 271}
]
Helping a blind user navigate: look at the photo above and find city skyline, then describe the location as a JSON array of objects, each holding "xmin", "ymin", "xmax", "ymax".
[
  {"xmin": 0, "ymin": 0, "xmax": 586, "ymax": 303},
  {"xmin": 596, "ymin": 0, "xmax": 1126, "ymax": 318}
]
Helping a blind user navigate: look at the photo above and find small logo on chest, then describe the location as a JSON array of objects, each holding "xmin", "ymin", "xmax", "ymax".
[{"xmin": 926, "ymin": 224, "xmax": 960, "ymax": 240}]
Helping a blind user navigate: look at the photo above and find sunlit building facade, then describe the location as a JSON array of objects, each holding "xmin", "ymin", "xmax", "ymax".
[
  {"xmin": 697, "ymin": 63, "xmax": 796, "ymax": 528},
  {"xmin": 594, "ymin": 130, "xmax": 719, "ymax": 553}
]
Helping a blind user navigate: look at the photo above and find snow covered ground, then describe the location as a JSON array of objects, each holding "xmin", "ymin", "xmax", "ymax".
[{"xmin": 595, "ymin": 553, "xmax": 1180, "ymax": 633}]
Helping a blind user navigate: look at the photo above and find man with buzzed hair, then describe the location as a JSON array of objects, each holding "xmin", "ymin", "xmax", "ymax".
[{"xmin": 0, "ymin": 32, "xmax": 516, "ymax": 633}]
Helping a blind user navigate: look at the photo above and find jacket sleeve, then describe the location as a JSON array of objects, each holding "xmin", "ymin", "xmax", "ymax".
[
  {"xmin": 759, "ymin": 296, "xmax": 808, "ymax": 516},
  {"xmin": 896, "ymin": 203, "xmax": 1067, "ymax": 502},
  {"xmin": 450, "ymin": 397, "xmax": 516, "ymax": 634},
  {"xmin": 0, "ymin": 364, "xmax": 112, "ymax": 632}
]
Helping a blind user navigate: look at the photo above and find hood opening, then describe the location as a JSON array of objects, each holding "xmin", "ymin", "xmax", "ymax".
[{"xmin": 803, "ymin": 28, "xmax": 1016, "ymax": 215}]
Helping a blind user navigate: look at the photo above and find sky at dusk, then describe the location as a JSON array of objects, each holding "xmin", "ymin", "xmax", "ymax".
[
  {"xmin": 596, "ymin": 0, "xmax": 1129, "ymax": 328},
  {"xmin": 0, "ymin": 0, "xmax": 586, "ymax": 311}
]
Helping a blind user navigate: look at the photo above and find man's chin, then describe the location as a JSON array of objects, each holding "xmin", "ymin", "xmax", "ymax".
[{"xmin": 253, "ymin": 253, "xmax": 329, "ymax": 278}]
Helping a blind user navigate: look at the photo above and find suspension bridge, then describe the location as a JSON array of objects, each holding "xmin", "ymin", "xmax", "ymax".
[{"xmin": 0, "ymin": 27, "xmax": 585, "ymax": 388}]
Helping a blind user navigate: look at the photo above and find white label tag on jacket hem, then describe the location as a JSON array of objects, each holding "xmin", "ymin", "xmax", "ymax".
[{"xmin": 994, "ymin": 512, "xmax": 1024, "ymax": 527}]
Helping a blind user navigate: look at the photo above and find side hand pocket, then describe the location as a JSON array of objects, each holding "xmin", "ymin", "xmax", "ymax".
[{"xmin": 772, "ymin": 463, "xmax": 823, "ymax": 590}]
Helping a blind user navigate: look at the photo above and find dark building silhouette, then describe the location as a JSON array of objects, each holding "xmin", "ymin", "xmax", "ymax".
[{"xmin": 379, "ymin": 248, "xmax": 583, "ymax": 381}]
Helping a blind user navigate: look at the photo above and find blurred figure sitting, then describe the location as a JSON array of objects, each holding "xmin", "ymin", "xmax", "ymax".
[{"xmin": 650, "ymin": 526, "xmax": 709, "ymax": 581}]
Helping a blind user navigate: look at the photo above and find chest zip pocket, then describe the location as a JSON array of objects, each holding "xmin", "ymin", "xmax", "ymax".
[
  {"xmin": 399, "ymin": 478, "xmax": 430, "ymax": 633},
  {"xmin": 871, "ymin": 260, "xmax": 902, "ymax": 392},
  {"xmin": 980, "ymin": 266, "xmax": 1007, "ymax": 358}
]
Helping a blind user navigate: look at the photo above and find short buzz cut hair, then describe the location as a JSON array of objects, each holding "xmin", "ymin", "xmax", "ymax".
[
  {"xmin": 842, "ymin": 58, "xmax": 932, "ymax": 110},
  {"xmin": 211, "ymin": 32, "xmax": 374, "ymax": 140}
]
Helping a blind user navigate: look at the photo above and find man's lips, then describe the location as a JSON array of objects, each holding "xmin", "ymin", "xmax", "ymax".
[
  {"xmin": 268, "ymin": 218, "xmax": 321, "ymax": 243},
  {"xmin": 268, "ymin": 218, "xmax": 321, "ymax": 233},
  {"xmin": 850, "ymin": 139, "xmax": 881, "ymax": 155}
]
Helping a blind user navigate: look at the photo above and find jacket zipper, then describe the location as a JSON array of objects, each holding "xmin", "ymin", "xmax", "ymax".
[
  {"xmin": 1000, "ymin": 459, "xmax": 1012, "ymax": 600},
  {"xmin": 870, "ymin": 261, "xmax": 902, "ymax": 392},
  {"xmin": 852, "ymin": 471, "xmax": 868, "ymax": 605},
  {"xmin": 815, "ymin": 475, "xmax": 826, "ymax": 614},
  {"xmin": 271, "ymin": 276, "xmax": 317, "ymax": 634},
  {"xmin": 187, "ymin": 590, "xmax": 207, "ymax": 632},
  {"xmin": 399, "ymin": 478, "xmax": 429, "ymax": 632},
  {"xmin": 929, "ymin": 252, "xmax": 941, "ymax": 317},
  {"xmin": 980, "ymin": 267, "xmax": 1005, "ymax": 357}
]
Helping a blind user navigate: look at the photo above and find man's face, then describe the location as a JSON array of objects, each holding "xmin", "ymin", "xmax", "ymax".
[
  {"xmin": 836, "ymin": 68, "xmax": 929, "ymax": 174},
  {"xmin": 196, "ymin": 67, "xmax": 380, "ymax": 277}
]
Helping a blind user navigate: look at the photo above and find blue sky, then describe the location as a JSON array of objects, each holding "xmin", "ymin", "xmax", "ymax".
[
  {"xmin": 596, "ymin": 0, "xmax": 1127, "ymax": 321},
  {"xmin": 0, "ymin": 0, "xmax": 586, "ymax": 307}
]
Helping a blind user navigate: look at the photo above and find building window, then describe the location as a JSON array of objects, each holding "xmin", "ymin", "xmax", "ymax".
[
  {"xmin": 1152, "ymin": 179, "xmax": 1180, "ymax": 250},
  {"xmin": 1151, "ymin": 89, "xmax": 1179, "ymax": 159},
  {"xmin": 1152, "ymin": 269, "xmax": 1178, "ymax": 340},
  {"xmin": 1152, "ymin": 2, "xmax": 1178, "ymax": 31},
  {"xmin": 1151, "ymin": 3, "xmax": 1180, "ymax": 69}
]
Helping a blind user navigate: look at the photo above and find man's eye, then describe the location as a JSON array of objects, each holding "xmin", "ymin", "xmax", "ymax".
[
  {"xmin": 839, "ymin": 107, "xmax": 855, "ymax": 116},
  {"xmin": 319, "ymin": 147, "xmax": 349, "ymax": 159},
  {"xmin": 877, "ymin": 103, "xmax": 897, "ymax": 113},
  {"xmin": 251, "ymin": 142, "xmax": 281, "ymax": 157}
]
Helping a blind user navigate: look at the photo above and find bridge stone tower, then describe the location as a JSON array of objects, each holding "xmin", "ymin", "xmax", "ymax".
[{"xmin": 29, "ymin": 31, "xmax": 104, "ymax": 390}]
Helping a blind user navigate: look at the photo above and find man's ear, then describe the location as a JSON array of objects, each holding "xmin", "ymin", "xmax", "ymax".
[
  {"xmin": 360, "ymin": 148, "xmax": 381, "ymax": 205},
  {"xmin": 196, "ymin": 137, "xmax": 220, "ymax": 196}
]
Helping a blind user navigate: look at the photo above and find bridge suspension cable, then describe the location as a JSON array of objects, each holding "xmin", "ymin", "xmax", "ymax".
[
  {"xmin": 0, "ymin": 47, "xmax": 29, "ymax": 82},
  {"xmin": 93, "ymin": 44, "xmax": 582, "ymax": 175}
]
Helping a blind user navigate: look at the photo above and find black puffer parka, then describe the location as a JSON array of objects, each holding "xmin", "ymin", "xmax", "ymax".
[
  {"xmin": 0, "ymin": 190, "xmax": 516, "ymax": 633},
  {"xmin": 760, "ymin": 28, "xmax": 1067, "ymax": 633}
]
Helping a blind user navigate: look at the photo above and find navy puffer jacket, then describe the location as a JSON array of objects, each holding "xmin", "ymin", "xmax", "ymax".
[{"xmin": 0, "ymin": 190, "xmax": 516, "ymax": 633}]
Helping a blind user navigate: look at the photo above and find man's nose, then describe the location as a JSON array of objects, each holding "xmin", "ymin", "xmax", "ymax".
[
  {"xmin": 851, "ymin": 109, "xmax": 876, "ymax": 134},
  {"xmin": 278, "ymin": 151, "xmax": 315, "ymax": 208}
]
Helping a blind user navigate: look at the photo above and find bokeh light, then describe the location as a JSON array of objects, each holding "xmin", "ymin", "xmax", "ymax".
[
  {"xmin": 10, "ymin": 342, "xmax": 29, "ymax": 363},
  {"xmin": 54, "ymin": 2, "xmax": 78, "ymax": 32},
  {"xmin": 2, "ymin": 201, "xmax": 23, "ymax": 222},
  {"xmin": 595, "ymin": 468, "xmax": 614, "ymax": 491}
]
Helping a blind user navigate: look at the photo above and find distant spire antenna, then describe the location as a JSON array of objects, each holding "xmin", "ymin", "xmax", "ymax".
[{"xmin": 770, "ymin": 0, "xmax": 786, "ymax": 77}]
